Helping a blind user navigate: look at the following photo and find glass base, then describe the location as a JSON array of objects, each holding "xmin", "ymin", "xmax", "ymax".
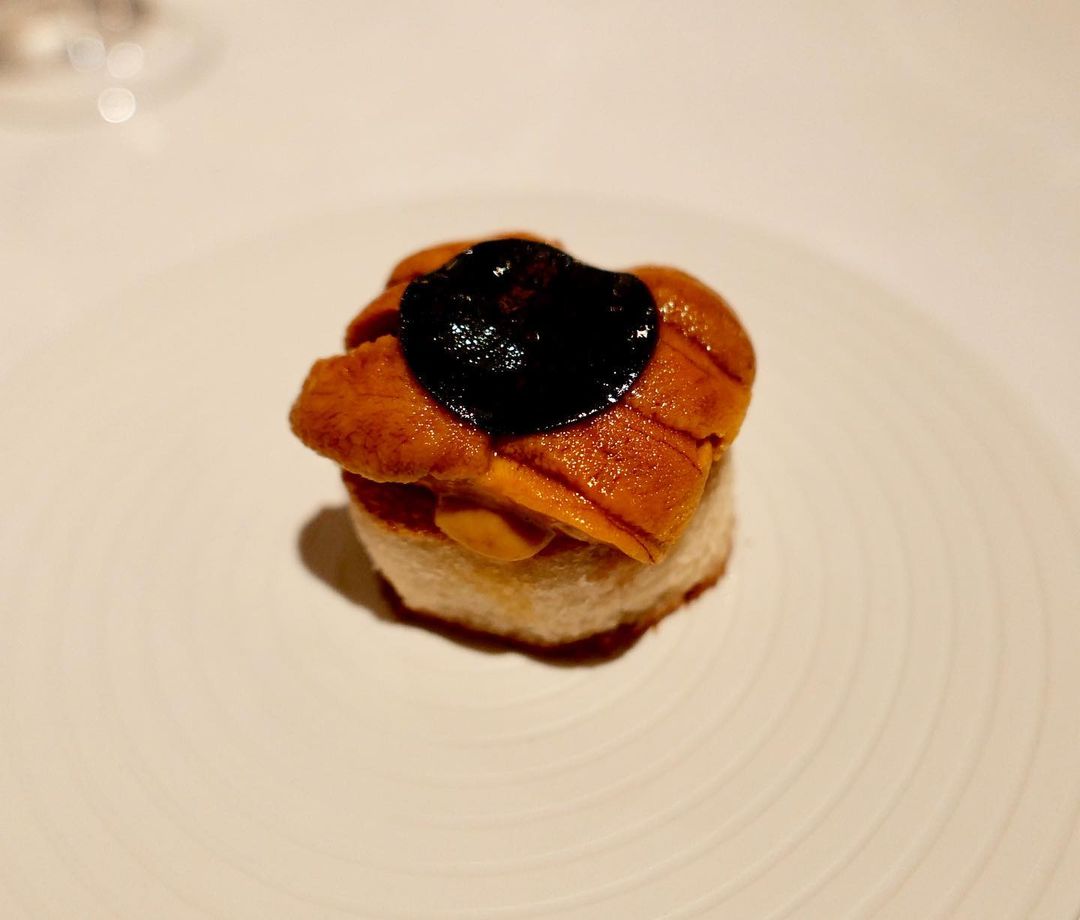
[{"xmin": 0, "ymin": 1, "xmax": 211, "ymax": 127}]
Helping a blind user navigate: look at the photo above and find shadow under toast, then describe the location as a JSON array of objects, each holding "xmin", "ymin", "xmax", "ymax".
[{"xmin": 296, "ymin": 505, "xmax": 643, "ymax": 666}]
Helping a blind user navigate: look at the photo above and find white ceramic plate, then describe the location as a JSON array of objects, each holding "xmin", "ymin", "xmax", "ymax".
[{"xmin": 2, "ymin": 198, "xmax": 1079, "ymax": 920}]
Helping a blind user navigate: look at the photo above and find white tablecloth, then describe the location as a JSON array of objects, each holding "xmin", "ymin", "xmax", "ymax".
[{"xmin": 3, "ymin": 0, "xmax": 1078, "ymax": 465}]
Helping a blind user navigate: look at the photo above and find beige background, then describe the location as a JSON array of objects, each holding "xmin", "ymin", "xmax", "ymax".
[{"xmin": 2, "ymin": 1, "xmax": 1078, "ymax": 467}]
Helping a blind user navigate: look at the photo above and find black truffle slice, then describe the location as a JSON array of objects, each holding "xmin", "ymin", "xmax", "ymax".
[{"xmin": 398, "ymin": 239, "xmax": 658, "ymax": 436}]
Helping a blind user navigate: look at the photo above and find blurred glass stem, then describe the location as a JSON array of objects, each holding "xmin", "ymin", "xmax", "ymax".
[{"xmin": 94, "ymin": 0, "xmax": 143, "ymax": 35}]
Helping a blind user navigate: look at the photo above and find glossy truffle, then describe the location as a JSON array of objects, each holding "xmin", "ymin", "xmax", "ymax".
[{"xmin": 398, "ymin": 239, "xmax": 658, "ymax": 436}]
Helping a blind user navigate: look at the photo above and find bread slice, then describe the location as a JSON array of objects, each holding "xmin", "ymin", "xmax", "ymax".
[{"xmin": 344, "ymin": 453, "xmax": 735, "ymax": 650}]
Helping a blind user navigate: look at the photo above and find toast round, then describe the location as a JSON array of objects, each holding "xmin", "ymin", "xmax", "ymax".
[{"xmin": 344, "ymin": 453, "xmax": 735, "ymax": 649}]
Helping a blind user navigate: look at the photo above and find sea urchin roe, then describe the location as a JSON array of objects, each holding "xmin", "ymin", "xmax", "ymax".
[
  {"xmin": 433, "ymin": 495, "xmax": 554, "ymax": 561},
  {"xmin": 291, "ymin": 235, "xmax": 756, "ymax": 564},
  {"xmin": 398, "ymin": 239, "xmax": 659, "ymax": 436}
]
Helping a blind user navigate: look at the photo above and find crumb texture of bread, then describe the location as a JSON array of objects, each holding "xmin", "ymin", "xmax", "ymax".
[{"xmin": 347, "ymin": 453, "xmax": 735, "ymax": 647}]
